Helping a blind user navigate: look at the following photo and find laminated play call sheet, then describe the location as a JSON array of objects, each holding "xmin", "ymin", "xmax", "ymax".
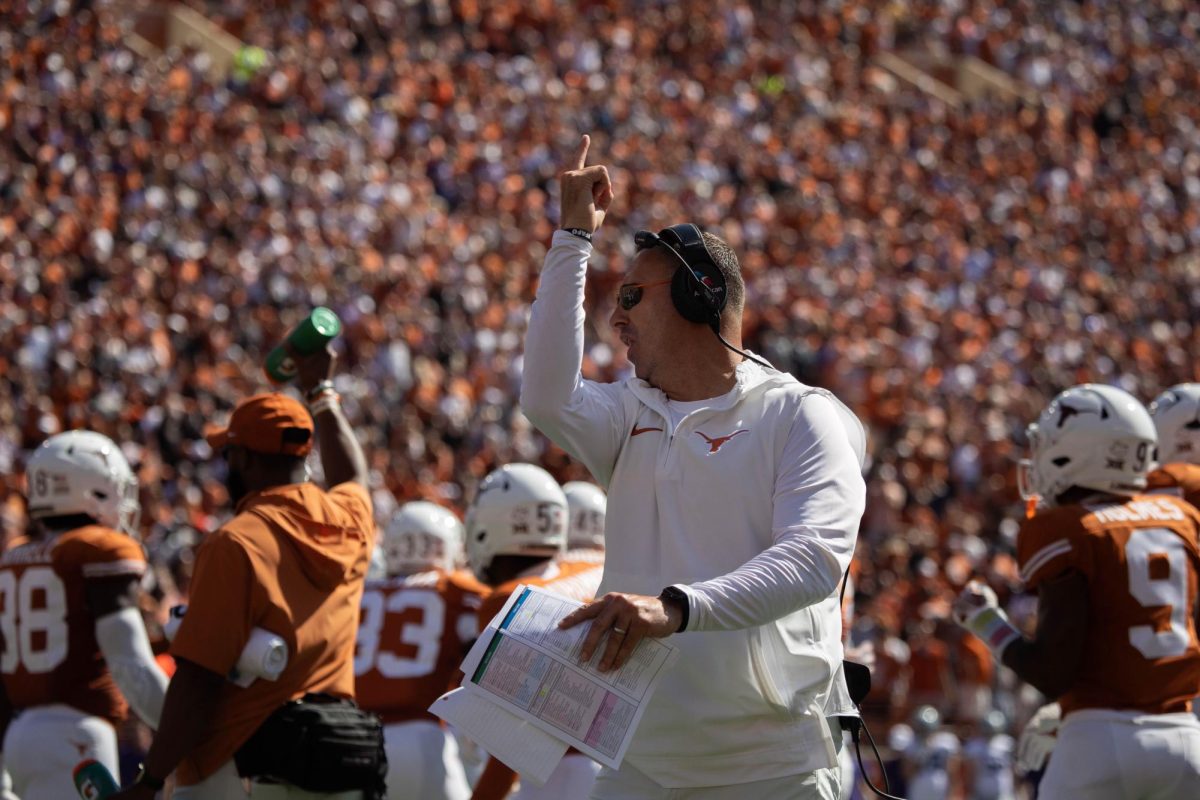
[{"xmin": 436, "ymin": 583, "xmax": 679, "ymax": 773}]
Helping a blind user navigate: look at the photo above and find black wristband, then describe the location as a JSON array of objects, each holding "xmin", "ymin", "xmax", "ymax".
[
  {"xmin": 135, "ymin": 764, "xmax": 166, "ymax": 791},
  {"xmin": 562, "ymin": 227, "xmax": 593, "ymax": 243},
  {"xmin": 659, "ymin": 586, "xmax": 690, "ymax": 633}
]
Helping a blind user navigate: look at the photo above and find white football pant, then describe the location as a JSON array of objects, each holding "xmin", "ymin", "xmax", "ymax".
[
  {"xmin": 1039, "ymin": 709, "xmax": 1200, "ymax": 800},
  {"xmin": 3, "ymin": 704, "xmax": 119, "ymax": 800},
  {"xmin": 382, "ymin": 720, "xmax": 470, "ymax": 800}
]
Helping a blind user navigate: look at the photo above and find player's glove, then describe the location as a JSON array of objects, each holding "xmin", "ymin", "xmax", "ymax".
[
  {"xmin": 952, "ymin": 581, "xmax": 1021, "ymax": 659},
  {"xmin": 1016, "ymin": 702, "xmax": 1061, "ymax": 775}
]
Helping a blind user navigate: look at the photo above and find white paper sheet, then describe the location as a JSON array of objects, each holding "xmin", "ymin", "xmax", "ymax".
[{"xmin": 429, "ymin": 688, "xmax": 568, "ymax": 787}]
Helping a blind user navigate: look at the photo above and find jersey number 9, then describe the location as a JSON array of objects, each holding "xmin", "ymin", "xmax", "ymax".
[{"xmin": 1126, "ymin": 528, "xmax": 1192, "ymax": 660}]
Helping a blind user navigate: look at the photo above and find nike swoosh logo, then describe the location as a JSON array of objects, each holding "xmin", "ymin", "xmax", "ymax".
[{"xmin": 630, "ymin": 425, "xmax": 664, "ymax": 437}]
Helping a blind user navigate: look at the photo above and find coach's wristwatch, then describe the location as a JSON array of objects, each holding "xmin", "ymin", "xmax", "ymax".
[
  {"xmin": 658, "ymin": 586, "xmax": 690, "ymax": 633},
  {"xmin": 134, "ymin": 764, "xmax": 166, "ymax": 792}
]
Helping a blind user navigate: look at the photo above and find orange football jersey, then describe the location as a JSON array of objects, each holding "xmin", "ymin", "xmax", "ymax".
[
  {"xmin": 0, "ymin": 525, "xmax": 146, "ymax": 724},
  {"xmin": 559, "ymin": 548, "xmax": 605, "ymax": 567},
  {"xmin": 354, "ymin": 569, "xmax": 486, "ymax": 724},
  {"xmin": 478, "ymin": 560, "xmax": 603, "ymax": 629},
  {"xmin": 1147, "ymin": 462, "xmax": 1200, "ymax": 509},
  {"xmin": 1017, "ymin": 494, "xmax": 1200, "ymax": 715}
]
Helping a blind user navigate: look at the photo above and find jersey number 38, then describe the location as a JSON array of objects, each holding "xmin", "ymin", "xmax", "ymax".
[{"xmin": 0, "ymin": 567, "xmax": 69, "ymax": 674}]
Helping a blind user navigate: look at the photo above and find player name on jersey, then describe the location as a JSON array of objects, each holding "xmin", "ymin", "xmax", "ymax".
[
  {"xmin": 1086, "ymin": 498, "xmax": 1187, "ymax": 524},
  {"xmin": 0, "ymin": 541, "xmax": 56, "ymax": 566}
]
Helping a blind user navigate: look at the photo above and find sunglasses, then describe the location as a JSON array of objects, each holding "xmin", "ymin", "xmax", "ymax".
[{"xmin": 617, "ymin": 279, "xmax": 672, "ymax": 310}]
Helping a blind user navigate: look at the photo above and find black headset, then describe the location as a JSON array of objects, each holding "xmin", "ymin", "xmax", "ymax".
[
  {"xmin": 633, "ymin": 223, "xmax": 726, "ymax": 331},
  {"xmin": 633, "ymin": 223, "xmax": 774, "ymax": 370}
]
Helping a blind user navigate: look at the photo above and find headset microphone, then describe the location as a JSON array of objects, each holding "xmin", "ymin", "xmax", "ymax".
[{"xmin": 633, "ymin": 224, "xmax": 773, "ymax": 370}]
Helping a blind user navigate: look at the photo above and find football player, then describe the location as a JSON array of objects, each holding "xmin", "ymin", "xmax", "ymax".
[
  {"xmin": 355, "ymin": 501, "xmax": 485, "ymax": 800},
  {"xmin": 954, "ymin": 384, "xmax": 1200, "ymax": 799},
  {"xmin": 1147, "ymin": 383, "xmax": 1200, "ymax": 506},
  {"xmin": 466, "ymin": 464, "xmax": 601, "ymax": 800},
  {"xmin": 0, "ymin": 431, "xmax": 167, "ymax": 798}
]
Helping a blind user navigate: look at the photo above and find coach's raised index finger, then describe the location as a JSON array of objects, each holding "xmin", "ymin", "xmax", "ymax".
[{"xmin": 571, "ymin": 134, "xmax": 590, "ymax": 171}]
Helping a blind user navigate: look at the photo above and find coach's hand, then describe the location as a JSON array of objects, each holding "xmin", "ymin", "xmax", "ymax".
[
  {"xmin": 559, "ymin": 592, "xmax": 680, "ymax": 672},
  {"xmin": 559, "ymin": 134, "xmax": 613, "ymax": 234}
]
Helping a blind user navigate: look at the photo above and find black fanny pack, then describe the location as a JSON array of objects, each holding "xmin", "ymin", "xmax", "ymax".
[{"xmin": 234, "ymin": 693, "xmax": 387, "ymax": 798}]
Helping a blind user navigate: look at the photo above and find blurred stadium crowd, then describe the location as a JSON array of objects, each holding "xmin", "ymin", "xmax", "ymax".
[{"xmin": 2, "ymin": 0, "xmax": 1199, "ymax": 795}]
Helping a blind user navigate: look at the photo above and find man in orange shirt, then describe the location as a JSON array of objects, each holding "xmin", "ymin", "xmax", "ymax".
[{"xmin": 114, "ymin": 347, "xmax": 380, "ymax": 800}]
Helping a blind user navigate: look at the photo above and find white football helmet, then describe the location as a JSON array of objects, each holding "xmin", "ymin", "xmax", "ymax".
[
  {"xmin": 466, "ymin": 464, "xmax": 567, "ymax": 580},
  {"xmin": 383, "ymin": 501, "xmax": 464, "ymax": 575},
  {"xmin": 562, "ymin": 481, "xmax": 606, "ymax": 550},
  {"xmin": 559, "ymin": 482, "xmax": 604, "ymax": 551},
  {"xmin": 1018, "ymin": 384, "xmax": 1157, "ymax": 506},
  {"xmin": 1149, "ymin": 383, "xmax": 1200, "ymax": 465},
  {"xmin": 26, "ymin": 430, "xmax": 139, "ymax": 535}
]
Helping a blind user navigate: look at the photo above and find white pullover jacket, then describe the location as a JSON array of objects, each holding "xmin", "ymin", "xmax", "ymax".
[{"xmin": 520, "ymin": 232, "xmax": 867, "ymax": 787}]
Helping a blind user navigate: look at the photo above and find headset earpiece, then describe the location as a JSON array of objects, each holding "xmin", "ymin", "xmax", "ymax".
[
  {"xmin": 656, "ymin": 224, "xmax": 726, "ymax": 329},
  {"xmin": 632, "ymin": 224, "xmax": 772, "ymax": 369},
  {"xmin": 670, "ymin": 264, "xmax": 720, "ymax": 327}
]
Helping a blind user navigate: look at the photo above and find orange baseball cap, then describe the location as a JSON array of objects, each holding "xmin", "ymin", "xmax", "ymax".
[{"xmin": 205, "ymin": 393, "xmax": 314, "ymax": 457}]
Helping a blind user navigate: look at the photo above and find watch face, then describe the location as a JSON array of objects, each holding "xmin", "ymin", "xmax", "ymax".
[{"xmin": 660, "ymin": 587, "xmax": 688, "ymax": 632}]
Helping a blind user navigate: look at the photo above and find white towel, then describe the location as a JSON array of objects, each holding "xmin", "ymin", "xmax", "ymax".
[
  {"xmin": 229, "ymin": 628, "xmax": 289, "ymax": 687},
  {"xmin": 163, "ymin": 605, "xmax": 289, "ymax": 687}
]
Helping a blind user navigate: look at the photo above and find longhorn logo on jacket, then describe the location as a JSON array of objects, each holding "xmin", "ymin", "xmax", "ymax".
[{"xmin": 696, "ymin": 429, "xmax": 749, "ymax": 454}]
